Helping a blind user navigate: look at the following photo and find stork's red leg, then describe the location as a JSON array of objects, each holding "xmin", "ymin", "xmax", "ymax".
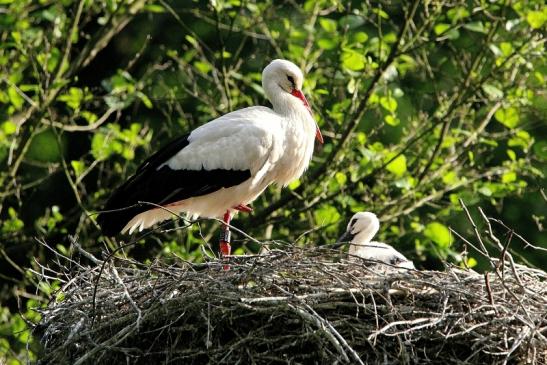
[{"xmin": 219, "ymin": 210, "xmax": 232, "ymax": 257}]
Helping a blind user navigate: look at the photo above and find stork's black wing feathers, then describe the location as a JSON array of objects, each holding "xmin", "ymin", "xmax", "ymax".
[{"xmin": 96, "ymin": 134, "xmax": 251, "ymax": 236}]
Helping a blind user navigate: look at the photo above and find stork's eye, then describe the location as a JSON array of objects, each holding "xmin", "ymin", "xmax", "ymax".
[
  {"xmin": 349, "ymin": 218, "xmax": 357, "ymax": 228},
  {"xmin": 287, "ymin": 75, "xmax": 295, "ymax": 87}
]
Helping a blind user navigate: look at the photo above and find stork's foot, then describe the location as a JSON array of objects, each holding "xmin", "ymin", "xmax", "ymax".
[{"xmin": 234, "ymin": 204, "xmax": 253, "ymax": 213}]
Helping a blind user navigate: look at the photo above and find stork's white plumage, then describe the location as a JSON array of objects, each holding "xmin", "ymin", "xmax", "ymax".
[
  {"xmin": 97, "ymin": 59, "xmax": 322, "ymax": 256},
  {"xmin": 338, "ymin": 212, "xmax": 415, "ymax": 269}
]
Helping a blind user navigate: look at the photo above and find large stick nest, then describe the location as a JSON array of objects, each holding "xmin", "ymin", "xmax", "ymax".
[{"xmin": 34, "ymin": 243, "xmax": 547, "ymax": 365}]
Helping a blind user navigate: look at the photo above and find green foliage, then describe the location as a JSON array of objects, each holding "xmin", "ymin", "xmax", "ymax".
[{"xmin": 0, "ymin": 0, "xmax": 545, "ymax": 362}]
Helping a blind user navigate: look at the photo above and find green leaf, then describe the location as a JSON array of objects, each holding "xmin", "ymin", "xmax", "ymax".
[
  {"xmin": 501, "ymin": 171, "xmax": 516, "ymax": 183},
  {"xmin": 71, "ymin": 160, "xmax": 86, "ymax": 178},
  {"xmin": 58, "ymin": 87, "xmax": 85, "ymax": 110},
  {"xmin": 185, "ymin": 35, "xmax": 198, "ymax": 47},
  {"xmin": 319, "ymin": 18, "xmax": 337, "ymax": 33},
  {"xmin": 194, "ymin": 61, "xmax": 212, "ymax": 74},
  {"xmin": 314, "ymin": 205, "xmax": 341, "ymax": 230},
  {"xmin": 317, "ymin": 38, "xmax": 336, "ymax": 50},
  {"xmin": 442, "ymin": 171, "xmax": 458, "ymax": 185},
  {"xmin": 463, "ymin": 21, "xmax": 486, "ymax": 33},
  {"xmin": 508, "ymin": 130, "xmax": 532, "ymax": 151},
  {"xmin": 434, "ymin": 23, "xmax": 460, "ymax": 39},
  {"xmin": 526, "ymin": 10, "xmax": 546, "ymax": 29},
  {"xmin": 27, "ymin": 129, "xmax": 64, "ymax": 162},
  {"xmin": 424, "ymin": 222, "xmax": 451, "ymax": 248},
  {"xmin": 143, "ymin": 4, "xmax": 165, "ymax": 13},
  {"xmin": 2, "ymin": 121, "xmax": 17, "ymax": 135},
  {"xmin": 335, "ymin": 172, "xmax": 347, "ymax": 186},
  {"xmin": 494, "ymin": 107, "xmax": 520, "ymax": 128},
  {"xmin": 506, "ymin": 149, "xmax": 516, "ymax": 161},
  {"xmin": 341, "ymin": 51, "xmax": 365, "ymax": 71},
  {"xmin": 384, "ymin": 114, "xmax": 400, "ymax": 126},
  {"xmin": 463, "ymin": 257, "xmax": 478, "ymax": 268},
  {"xmin": 385, "ymin": 153, "xmax": 407, "ymax": 177},
  {"xmin": 352, "ymin": 31, "xmax": 368, "ymax": 44},
  {"xmin": 91, "ymin": 133, "xmax": 110, "ymax": 160},
  {"xmin": 137, "ymin": 91, "xmax": 153, "ymax": 109},
  {"xmin": 380, "ymin": 96, "xmax": 397, "ymax": 112},
  {"xmin": 499, "ymin": 42, "xmax": 513, "ymax": 56},
  {"xmin": 2, "ymin": 207, "xmax": 24, "ymax": 233},
  {"xmin": 434, "ymin": 24, "xmax": 450, "ymax": 35},
  {"xmin": 288, "ymin": 179, "xmax": 300, "ymax": 190},
  {"xmin": 447, "ymin": 7, "xmax": 470, "ymax": 22},
  {"xmin": 482, "ymin": 84, "xmax": 503, "ymax": 99},
  {"xmin": 372, "ymin": 8, "xmax": 389, "ymax": 19},
  {"xmin": 478, "ymin": 186, "xmax": 492, "ymax": 196},
  {"xmin": 7, "ymin": 86, "xmax": 24, "ymax": 109}
]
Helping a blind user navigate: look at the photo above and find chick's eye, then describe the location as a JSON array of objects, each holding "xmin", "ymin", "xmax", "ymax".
[{"xmin": 287, "ymin": 75, "xmax": 295, "ymax": 86}]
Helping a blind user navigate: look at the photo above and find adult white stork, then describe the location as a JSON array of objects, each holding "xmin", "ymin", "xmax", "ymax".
[
  {"xmin": 97, "ymin": 59, "xmax": 323, "ymax": 257},
  {"xmin": 336, "ymin": 212, "xmax": 415, "ymax": 269}
]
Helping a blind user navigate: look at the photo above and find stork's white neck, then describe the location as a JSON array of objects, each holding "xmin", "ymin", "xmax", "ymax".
[{"xmin": 263, "ymin": 83, "xmax": 306, "ymax": 117}]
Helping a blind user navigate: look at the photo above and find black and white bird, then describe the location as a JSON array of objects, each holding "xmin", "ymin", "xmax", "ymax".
[
  {"xmin": 97, "ymin": 59, "xmax": 323, "ymax": 257},
  {"xmin": 336, "ymin": 212, "xmax": 415, "ymax": 269}
]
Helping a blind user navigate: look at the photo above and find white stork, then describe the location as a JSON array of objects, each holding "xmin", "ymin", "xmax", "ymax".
[
  {"xmin": 336, "ymin": 212, "xmax": 415, "ymax": 269},
  {"xmin": 97, "ymin": 59, "xmax": 323, "ymax": 257}
]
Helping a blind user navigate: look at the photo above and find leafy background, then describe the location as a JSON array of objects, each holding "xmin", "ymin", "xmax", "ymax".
[{"xmin": 0, "ymin": 0, "xmax": 545, "ymax": 362}]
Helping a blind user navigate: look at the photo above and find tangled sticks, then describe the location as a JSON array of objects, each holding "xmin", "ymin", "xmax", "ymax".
[{"xmin": 35, "ymin": 241, "xmax": 546, "ymax": 364}]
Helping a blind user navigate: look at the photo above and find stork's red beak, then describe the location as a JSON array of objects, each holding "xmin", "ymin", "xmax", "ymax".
[{"xmin": 291, "ymin": 89, "xmax": 324, "ymax": 144}]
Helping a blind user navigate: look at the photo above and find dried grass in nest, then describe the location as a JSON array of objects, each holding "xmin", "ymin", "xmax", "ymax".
[{"xmin": 34, "ymin": 241, "xmax": 547, "ymax": 365}]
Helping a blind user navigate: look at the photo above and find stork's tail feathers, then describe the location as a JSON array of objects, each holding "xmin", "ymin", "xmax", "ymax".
[{"xmin": 96, "ymin": 204, "xmax": 146, "ymax": 236}]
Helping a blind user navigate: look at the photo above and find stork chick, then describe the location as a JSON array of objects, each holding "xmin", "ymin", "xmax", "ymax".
[{"xmin": 337, "ymin": 212, "xmax": 415, "ymax": 269}]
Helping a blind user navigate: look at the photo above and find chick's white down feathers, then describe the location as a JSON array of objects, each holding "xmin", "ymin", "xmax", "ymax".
[{"xmin": 344, "ymin": 212, "xmax": 415, "ymax": 269}]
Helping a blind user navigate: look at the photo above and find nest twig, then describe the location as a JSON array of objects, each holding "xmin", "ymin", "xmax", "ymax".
[{"xmin": 34, "ymin": 240, "xmax": 547, "ymax": 364}]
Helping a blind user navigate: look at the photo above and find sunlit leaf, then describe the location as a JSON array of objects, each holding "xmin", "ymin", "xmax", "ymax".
[
  {"xmin": 352, "ymin": 31, "xmax": 368, "ymax": 44},
  {"xmin": 1, "ymin": 121, "xmax": 16, "ymax": 135},
  {"xmin": 341, "ymin": 51, "xmax": 365, "ymax": 71},
  {"xmin": 506, "ymin": 149, "xmax": 516, "ymax": 161},
  {"xmin": 385, "ymin": 153, "xmax": 407, "ymax": 177},
  {"xmin": 380, "ymin": 96, "xmax": 397, "ymax": 112},
  {"xmin": 317, "ymin": 38, "xmax": 336, "ymax": 50},
  {"xmin": 494, "ymin": 107, "xmax": 520, "ymax": 128},
  {"xmin": 526, "ymin": 10, "xmax": 546, "ymax": 29},
  {"xmin": 288, "ymin": 179, "xmax": 300, "ymax": 190},
  {"xmin": 434, "ymin": 23, "xmax": 460, "ymax": 39},
  {"xmin": 319, "ymin": 18, "xmax": 337, "ymax": 33},
  {"xmin": 314, "ymin": 205, "xmax": 341, "ymax": 230},
  {"xmin": 424, "ymin": 222, "xmax": 451, "ymax": 248},
  {"xmin": 447, "ymin": 7, "xmax": 470, "ymax": 22},
  {"xmin": 335, "ymin": 172, "xmax": 347, "ymax": 186},
  {"xmin": 7, "ymin": 86, "xmax": 24, "ymax": 109},
  {"xmin": 501, "ymin": 171, "xmax": 517, "ymax": 183}
]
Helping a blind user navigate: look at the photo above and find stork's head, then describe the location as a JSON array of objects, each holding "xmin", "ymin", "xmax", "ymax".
[
  {"xmin": 262, "ymin": 59, "xmax": 323, "ymax": 143},
  {"xmin": 262, "ymin": 59, "xmax": 304, "ymax": 96},
  {"xmin": 338, "ymin": 211, "xmax": 380, "ymax": 245}
]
